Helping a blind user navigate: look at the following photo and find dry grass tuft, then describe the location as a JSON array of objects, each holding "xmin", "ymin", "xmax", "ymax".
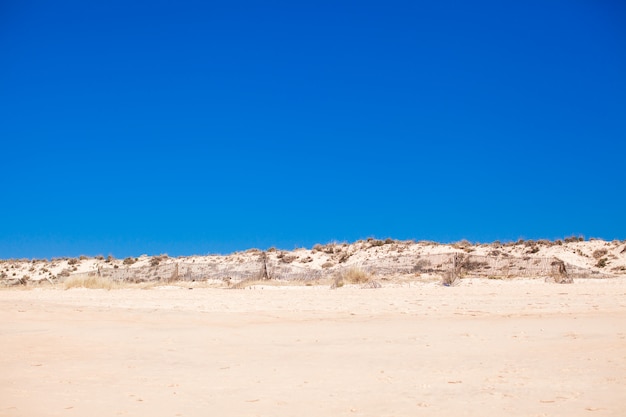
[
  {"xmin": 330, "ymin": 267, "xmax": 372, "ymax": 289},
  {"xmin": 342, "ymin": 267, "xmax": 371, "ymax": 284},
  {"xmin": 63, "ymin": 275, "xmax": 116, "ymax": 290}
]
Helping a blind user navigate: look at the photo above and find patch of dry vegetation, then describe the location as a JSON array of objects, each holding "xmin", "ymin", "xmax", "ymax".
[
  {"xmin": 342, "ymin": 267, "xmax": 371, "ymax": 284},
  {"xmin": 63, "ymin": 275, "xmax": 116, "ymax": 290},
  {"xmin": 331, "ymin": 267, "xmax": 373, "ymax": 288},
  {"xmin": 592, "ymin": 249, "xmax": 608, "ymax": 259},
  {"xmin": 62, "ymin": 275, "xmax": 170, "ymax": 290}
]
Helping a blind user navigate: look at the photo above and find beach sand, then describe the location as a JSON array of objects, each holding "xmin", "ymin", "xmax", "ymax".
[{"xmin": 2, "ymin": 278, "xmax": 625, "ymax": 416}]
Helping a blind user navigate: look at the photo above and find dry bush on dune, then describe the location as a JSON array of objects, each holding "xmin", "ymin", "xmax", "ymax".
[
  {"xmin": 330, "ymin": 267, "xmax": 372, "ymax": 289},
  {"xmin": 526, "ymin": 246, "xmax": 540, "ymax": 254},
  {"xmin": 412, "ymin": 259, "xmax": 432, "ymax": 274},
  {"xmin": 335, "ymin": 251, "xmax": 351, "ymax": 263},
  {"xmin": 342, "ymin": 267, "xmax": 371, "ymax": 284},
  {"xmin": 150, "ymin": 254, "xmax": 168, "ymax": 267},
  {"xmin": 280, "ymin": 254, "xmax": 297, "ymax": 263},
  {"xmin": 320, "ymin": 244, "xmax": 336, "ymax": 254},
  {"xmin": 57, "ymin": 269, "xmax": 71, "ymax": 278},
  {"xmin": 63, "ymin": 275, "xmax": 116, "ymax": 290},
  {"xmin": 369, "ymin": 239, "xmax": 384, "ymax": 247},
  {"xmin": 592, "ymin": 249, "xmax": 608, "ymax": 259}
]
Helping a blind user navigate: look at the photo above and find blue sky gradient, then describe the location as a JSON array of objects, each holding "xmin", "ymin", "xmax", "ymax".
[{"xmin": 1, "ymin": 0, "xmax": 625, "ymax": 258}]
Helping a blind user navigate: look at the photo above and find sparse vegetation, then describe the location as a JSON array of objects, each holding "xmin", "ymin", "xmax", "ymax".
[
  {"xmin": 412, "ymin": 259, "xmax": 431, "ymax": 273},
  {"xmin": 280, "ymin": 254, "xmax": 297, "ymax": 263},
  {"xmin": 150, "ymin": 255, "xmax": 168, "ymax": 267},
  {"xmin": 63, "ymin": 275, "xmax": 115, "ymax": 290},
  {"xmin": 1, "ymin": 238, "xmax": 624, "ymax": 287},
  {"xmin": 57, "ymin": 269, "xmax": 71, "ymax": 278},
  {"xmin": 592, "ymin": 249, "xmax": 608, "ymax": 259},
  {"xmin": 330, "ymin": 267, "xmax": 372, "ymax": 288},
  {"xmin": 335, "ymin": 251, "xmax": 351, "ymax": 263},
  {"xmin": 341, "ymin": 267, "xmax": 371, "ymax": 284},
  {"xmin": 459, "ymin": 259, "xmax": 489, "ymax": 272},
  {"xmin": 321, "ymin": 244, "xmax": 336, "ymax": 254},
  {"xmin": 453, "ymin": 239, "xmax": 472, "ymax": 249}
]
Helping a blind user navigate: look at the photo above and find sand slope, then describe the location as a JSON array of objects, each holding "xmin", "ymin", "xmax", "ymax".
[{"xmin": 2, "ymin": 239, "xmax": 626, "ymax": 287}]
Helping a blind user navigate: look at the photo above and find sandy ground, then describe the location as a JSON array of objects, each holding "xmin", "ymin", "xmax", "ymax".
[{"xmin": 1, "ymin": 279, "xmax": 626, "ymax": 417}]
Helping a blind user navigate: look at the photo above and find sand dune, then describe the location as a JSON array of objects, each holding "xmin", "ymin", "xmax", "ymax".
[
  {"xmin": 2, "ymin": 239, "xmax": 625, "ymax": 416},
  {"xmin": 2, "ymin": 238, "xmax": 625, "ymax": 287}
]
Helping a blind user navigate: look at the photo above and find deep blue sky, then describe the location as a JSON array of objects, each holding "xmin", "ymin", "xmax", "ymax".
[{"xmin": 1, "ymin": 0, "xmax": 625, "ymax": 258}]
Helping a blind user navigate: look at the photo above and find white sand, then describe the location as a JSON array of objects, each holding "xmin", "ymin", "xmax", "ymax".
[{"xmin": 1, "ymin": 278, "xmax": 625, "ymax": 416}]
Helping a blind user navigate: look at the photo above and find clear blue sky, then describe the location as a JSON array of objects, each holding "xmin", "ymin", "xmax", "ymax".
[{"xmin": 1, "ymin": 0, "xmax": 625, "ymax": 258}]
